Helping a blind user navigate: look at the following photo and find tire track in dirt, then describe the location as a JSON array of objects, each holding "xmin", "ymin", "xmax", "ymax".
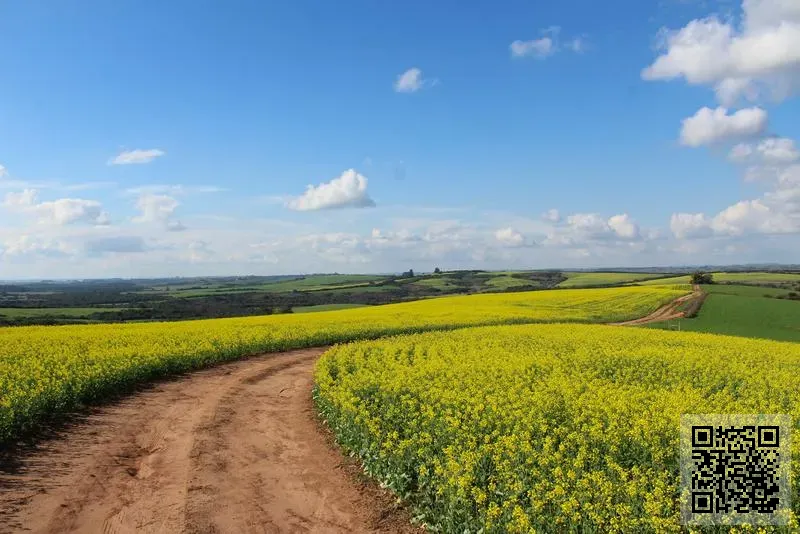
[
  {"xmin": 0, "ymin": 348, "xmax": 416, "ymax": 534},
  {"xmin": 609, "ymin": 285, "xmax": 704, "ymax": 326}
]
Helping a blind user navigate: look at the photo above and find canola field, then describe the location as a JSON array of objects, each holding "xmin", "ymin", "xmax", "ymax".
[
  {"xmin": 0, "ymin": 286, "xmax": 683, "ymax": 444},
  {"xmin": 314, "ymin": 324, "xmax": 800, "ymax": 533}
]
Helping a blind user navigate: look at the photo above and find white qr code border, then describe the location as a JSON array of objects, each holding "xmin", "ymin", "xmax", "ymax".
[{"xmin": 680, "ymin": 414, "xmax": 792, "ymax": 526}]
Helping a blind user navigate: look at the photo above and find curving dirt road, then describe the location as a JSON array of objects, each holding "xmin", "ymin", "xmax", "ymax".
[
  {"xmin": 0, "ymin": 348, "xmax": 416, "ymax": 534},
  {"xmin": 609, "ymin": 285, "xmax": 703, "ymax": 326}
]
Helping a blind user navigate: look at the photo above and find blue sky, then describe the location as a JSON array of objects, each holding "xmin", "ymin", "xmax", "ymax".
[{"xmin": 1, "ymin": 0, "xmax": 799, "ymax": 278}]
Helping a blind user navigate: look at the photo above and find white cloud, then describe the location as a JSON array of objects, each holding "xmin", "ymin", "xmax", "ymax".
[
  {"xmin": 510, "ymin": 27, "xmax": 586, "ymax": 59},
  {"xmin": 495, "ymin": 227, "xmax": 525, "ymax": 247},
  {"xmin": 756, "ymin": 137, "xmax": 800, "ymax": 163},
  {"xmin": 133, "ymin": 193, "xmax": 186, "ymax": 231},
  {"xmin": 2, "ymin": 189, "xmax": 110, "ymax": 226},
  {"xmin": 109, "ymin": 149, "xmax": 166, "ymax": 165},
  {"xmin": 1, "ymin": 235, "xmax": 73, "ymax": 258},
  {"xmin": 542, "ymin": 208, "xmax": 561, "ymax": 222},
  {"xmin": 670, "ymin": 212, "xmax": 714, "ymax": 239},
  {"xmin": 510, "ymin": 37, "xmax": 555, "ymax": 59},
  {"xmin": 133, "ymin": 194, "xmax": 179, "ymax": 223},
  {"xmin": 287, "ymin": 169, "xmax": 375, "ymax": 211},
  {"xmin": 672, "ymin": 179, "xmax": 800, "ymax": 239},
  {"xmin": 607, "ymin": 214, "xmax": 640, "ymax": 239},
  {"xmin": 394, "ymin": 68, "xmax": 435, "ymax": 93},
  {"xmin": 679, "ymin": 106, "xmax": 767, "ymax": 146},
  {"xmin": 0, "ymin": 165, "xmax": 7, "ymax": 178},
  {"xmin": 642, "ymin": 0, "xmax": 800, "ymax": 104},
  {"xmin": 2, "ymin": 189, "xmax": 38, "ymax": 209},
  {"xmin": 544, "ymin": 212, "xmax": 643, "ymax": 246},
  {"xmin": 732, "ymin": 138, "xmax": 800, "ymax": 169}
]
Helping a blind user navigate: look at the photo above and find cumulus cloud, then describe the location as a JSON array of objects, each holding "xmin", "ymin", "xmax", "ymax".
[
  {"xmin": 755, "ymin": 137, "xmax": 800, "ymax": 163},
  {"xmin": 2, "ymin": 189, "xmax": 110, "ymax": 226},
  {"xmin": 394, "ymin": 68, "xmax": 436, "ymax": 93},
  {"xmin": 134, "ymin": 194, "xmax": 178, "ymax": 223},
  {"xmin": 287, "ymin": 169, "xmax": 375, "ymax": 211},
  {"xmin": 132, "ymin": 193, "xmax": 186, "ymax": 231},
  {"xmin": 679, "ymin": 106, "xmax": 767, "ymax": 146},
  {"xmin": 109, "ymin": 149, "xmax": 166, "ymax": 165},
  {"xmin": 495, "ymin": 227, "xmax": 527, "ymax": 247},
  {"xmin": 544, "ymin": 212, "xmax": 642, "ymax": 246},
  {"xmin": 642, "ymin": 0, "xmax": 800, "ymax": 104},
  {"xmin": 672, "ymin": 184, "xmax": 800, "ymax": 239},
  {"xmin": 607, "ymin": 214, "xmax": 640, "ymax": 239},
  {"xmin": 510, "ymin": 27, "xmax": 585, "ymax": 59},
  {"xmin": 670, "ymin": 212, "xmax": 714, "ymax": 239},
  {"xmin": 1, "ymin": 235, "xmax": 73, "ymax": 258}
]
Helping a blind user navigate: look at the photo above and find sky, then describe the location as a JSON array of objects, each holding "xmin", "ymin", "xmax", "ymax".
[{"xmin": 1, "ymin": 0, "xmax": 800, "ymax": 278}]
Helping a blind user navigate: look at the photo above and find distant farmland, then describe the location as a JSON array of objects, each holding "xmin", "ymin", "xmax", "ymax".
[
  {"xmin": 557, "ymin": 271, "xmax": 668, "ymax": 288},
  {"xmin": 647, "ymin": 284, "xmax": 800, "ymax": 342}
]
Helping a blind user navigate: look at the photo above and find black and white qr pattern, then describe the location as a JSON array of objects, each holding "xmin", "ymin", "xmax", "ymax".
[{"xmin": 681, "ymin": 415, "xmax": 791, "ymax": 526}]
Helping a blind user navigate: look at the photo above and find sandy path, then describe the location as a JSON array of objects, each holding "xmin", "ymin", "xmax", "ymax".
[
  {"xmin": 0, "ymin": 348, "xmax": 415, "ymax": 534},
  {"xmin": 609, "ymin": 285, "xmax": 703, "ymax": 326}
]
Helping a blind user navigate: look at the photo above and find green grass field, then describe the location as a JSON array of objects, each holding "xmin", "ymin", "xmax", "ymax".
[
  {"xmin": 703, "ymin": 284, "xmax": 793, "ymax": 298},
  {"xmin": 482, "ymin": 274, "xmax": 539, "ymax": 290},
  {"xmin": 638, "ymin": 272, "xmax": 800, "ymax": 286},
  {"xmin": 558, "ymin": 272, "xmax": 667, "ymax": 288},
  {"xmin": 0, "ymin": 307, "xmax": 117, "ymax": 318},
  {"xmin": 152, "ymin": 274, "xmax": 389, "ymax": 296},
  {"xmin": 648, "ymin": 286, "xmax": 800, "ymax": 342}
]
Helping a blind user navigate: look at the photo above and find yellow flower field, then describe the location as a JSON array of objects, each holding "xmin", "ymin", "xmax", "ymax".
[
  {"xmin": 314, "ymin": 324, "xmax": 800, "ymax": 533},
  {"xmin": 0, "ymin": 286, "xmax": 683, "ymax": 443}
]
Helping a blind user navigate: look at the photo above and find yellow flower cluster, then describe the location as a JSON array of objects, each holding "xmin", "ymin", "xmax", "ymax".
[
  {"xmin": 0, "ymin": 286, "xmax": 682, "ymax": 443},
  {"xmin": 314, "ymin": 324, "xmax": 800, "ymax": 533}
]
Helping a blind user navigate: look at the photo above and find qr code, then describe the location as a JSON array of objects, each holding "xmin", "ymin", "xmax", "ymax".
[{"xmin": 681, "ymin": 414, "xmax": 792, "ymax": 526}]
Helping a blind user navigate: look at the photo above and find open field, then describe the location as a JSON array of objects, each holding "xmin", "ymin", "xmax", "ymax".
[
  {"xmin": 9, "ymin": 269, "xmax": 796, "ymax": 325},
  {"xmin": 0, "ymin": 307, "xmax": 119, "ymax": 318},
  {"xmin": 648, "ymin": 287, "xmax": 800, "ymax": 342},
  {"xmin": 557, "ymin": 272, "xmax": 668, "ymax": 288},
  {"xmin": 0, "ymin": 285, "xmax": 684, "ymax": 444},
  {"xmin": 315, "ymin": 324, "xmax": 800, "ymax": 532},
  {"xmin": 637, "ymin": 271, "xmax": 800, "ymax": 286}
]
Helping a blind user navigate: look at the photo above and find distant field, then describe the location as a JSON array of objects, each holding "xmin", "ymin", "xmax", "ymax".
[
  {"xmin": 0, "ymin": 307, "xmax": 113, "ymax": 318},
  {"xmin": 482, "ymin": 274, "xmax": 540, "ymax": 290},
  {"xmin": 558, "ymin": 272, "xmax": 667, "ymax": 288},
  {"xmin": 292, "ymin": 303, "xmax": 368, "ymax": 313},
  {"xmin": 648, "ymin": 286, "xmax": 800, "ymax": 342},
  {"xmin": 158, "ymin": 274, "xmax": 389, "ymax": 296},
  {"xmin": 638, "ymin": 271, "xmax": 800, "ymax": 286}
]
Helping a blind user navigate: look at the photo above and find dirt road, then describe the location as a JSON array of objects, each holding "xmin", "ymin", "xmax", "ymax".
[
  {"xmin": 609, "ymin": 285, "xmax": 703, "ymax": 326},
  {"xmin": 0, "ymin": 348, "xmax": 415, "ymax": 534}
]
